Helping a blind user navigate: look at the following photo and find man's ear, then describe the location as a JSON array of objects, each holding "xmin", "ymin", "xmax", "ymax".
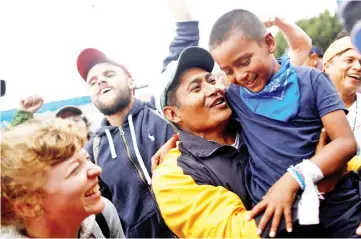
[
  {"xmin": 163, "ymin": 106, "xmax": 181, "ymax": 124},
  {"xmin": 127, "ymin": 78, "xmax": 136, "ymax": 90},
  {"xmin": 310, "ymin": 53, "xmax": 319, "ymax": 67},
  {"xmin": 13, "ymin": 198, "xmax": 41, "ymax": 218},
  {"xmin": 323, "ymin": 61, "xmax": 331, "ymax": 73},
  {"xmin": 264, "ymin": 32, "xmax": 276, "ymax": 54}
]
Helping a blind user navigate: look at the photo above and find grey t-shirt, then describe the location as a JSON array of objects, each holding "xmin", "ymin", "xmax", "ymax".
[{"xmin": 93, "ymin": 197, "xmax": 125, "ymax": 238}]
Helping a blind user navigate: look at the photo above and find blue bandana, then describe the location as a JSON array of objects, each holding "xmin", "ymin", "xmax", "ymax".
[{"xmin": 239, "ymin": 57, "xmax": 300, "ymax": 122}]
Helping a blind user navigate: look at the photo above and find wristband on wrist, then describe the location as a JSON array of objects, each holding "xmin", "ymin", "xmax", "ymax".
[{"xmin": 287, "ymin": 165, "xmax": 305, "ymax": 190}]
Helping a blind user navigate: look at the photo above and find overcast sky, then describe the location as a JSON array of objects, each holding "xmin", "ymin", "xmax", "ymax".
[{"xmin": 0, "ymin": 0, "xmax": 337, "ymax": 111}]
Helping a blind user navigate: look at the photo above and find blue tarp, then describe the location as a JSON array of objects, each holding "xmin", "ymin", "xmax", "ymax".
[{"xmin": 1, "ymin": 96, "xmax": 91, "ymax": 124}]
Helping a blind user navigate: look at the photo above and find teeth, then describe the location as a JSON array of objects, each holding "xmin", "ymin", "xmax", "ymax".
[
  {"xmin": 213, "ymin": 98, "xmax": 224, "ymax": 106},
  {"xmin": 348, "ymin": 74, "xmax": 361, "ymax": 80},
  {"xmin": 101, "ymin": 88, "xmax": 111, "ymax": 95},
  {"xmin": 248, "ymin": 76, "xmax": 257, "ymax": 85},
  {"xmin": 85, "ymin": 185, "xmax": 98, "ymax": 197}
]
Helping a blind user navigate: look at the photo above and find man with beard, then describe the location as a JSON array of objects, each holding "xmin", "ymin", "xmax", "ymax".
[{"xmin": 76, "ymin": 48, "xmax": 176, "ymax": 238}]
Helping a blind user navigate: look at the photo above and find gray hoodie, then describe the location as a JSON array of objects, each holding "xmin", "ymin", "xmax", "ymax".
[{"xmin": 1, "ymin": 197, "xmax": 125, "ymax": 238}]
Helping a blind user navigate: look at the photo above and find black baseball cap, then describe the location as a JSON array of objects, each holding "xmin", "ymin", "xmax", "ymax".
[
  {"xmin": 55, "ymin": 106, "xmax": 83, "ymax": 118},
  {"xmin": 310, "ymin": 45, "xmax": 324, "ymax": 57},
  {"xmin": 157, "ymin": 47, "xmax": 215, "ymax": 110}
]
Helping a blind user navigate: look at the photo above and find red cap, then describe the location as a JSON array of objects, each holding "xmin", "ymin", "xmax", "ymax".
[{"xmin": 76, "ymin": 48, "xmax": 132, "ymax": 81}]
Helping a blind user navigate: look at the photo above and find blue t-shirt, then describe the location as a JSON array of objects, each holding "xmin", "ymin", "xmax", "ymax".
[{"xmin": 227, "ymin": 67, "xmax": 346, "ymax": 204}]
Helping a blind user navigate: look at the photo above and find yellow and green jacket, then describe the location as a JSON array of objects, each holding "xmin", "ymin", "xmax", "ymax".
[{"xmin": 152, "ymin": 129, "xmax": 259, "ymax": 238}]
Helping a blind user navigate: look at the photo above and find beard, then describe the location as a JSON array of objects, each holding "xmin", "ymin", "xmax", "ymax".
[{"xmin": 94, "ymin": 87, "xmax": 132, "ymax": 116}]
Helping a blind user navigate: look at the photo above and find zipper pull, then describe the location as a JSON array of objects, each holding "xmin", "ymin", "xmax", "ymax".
[{"xmin": 119, "ymin": 127, "xmax": 125, "ymax": 136}]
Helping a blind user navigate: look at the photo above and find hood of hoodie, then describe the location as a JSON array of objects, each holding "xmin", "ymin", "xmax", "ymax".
[
  {"xmin": 84, "ymin": 97, "xmax": 176, "ymax": 237},
  {"xmin": 0, "ymin": 215, "xmax": 96, "ymax": 238}
]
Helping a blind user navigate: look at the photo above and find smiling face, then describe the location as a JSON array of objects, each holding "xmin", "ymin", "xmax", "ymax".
[
  {"xmin": 86, "ymin": 63, "xmax": 135, "ymax": 115},
  {"xmin": 211, "ymin": 32, "xmax": 277, "ymax": 93},
  {"xmin": 41, "ymin": 149, "xmax": 104, "ymax": 220},
  {"xmin": 164, "ymin": 67, "xmax": 232, "ymax": 134},
  {"xmin": 324, "ymin": 49, "xmax": 361, "ymax": 94}
]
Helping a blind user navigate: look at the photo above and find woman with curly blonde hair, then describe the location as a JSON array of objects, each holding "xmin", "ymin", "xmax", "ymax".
[{"xmin": 1, "ymin": 119, "xmax": 124, "ymax": 238}]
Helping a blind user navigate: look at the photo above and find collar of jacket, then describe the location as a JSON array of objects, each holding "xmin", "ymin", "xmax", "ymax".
[
  {"xmin": 95, "ymin": 99, "xmax": 147, "ymax": 134},
  {"xmin": 179, "ymin": 120, "xmax": 244, "ymax": 158}
]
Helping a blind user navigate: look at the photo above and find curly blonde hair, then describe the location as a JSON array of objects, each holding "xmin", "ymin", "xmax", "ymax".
[{"xmin": 1, "ymin": 118, "xmax": 85, "ymax": 228}]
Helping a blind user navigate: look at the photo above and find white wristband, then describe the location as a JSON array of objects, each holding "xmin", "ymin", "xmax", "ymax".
[
  {"xmin": 296, "ymin": 160, "xmax": 324, "ymax": 225},
  {"xmin": 297, "ymin": 160, "xmax": 324, "ymax": 183}
]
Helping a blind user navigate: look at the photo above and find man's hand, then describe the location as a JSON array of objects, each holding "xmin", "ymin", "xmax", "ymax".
[
  {"xmin": 19, "ymin": 95, "xmax": 44, "ymax": 114},
  {"xmin": 151, "ymin": 134, "xmax": 179, "ymax": 172},
  {"xmin": 357, "ymin": 224, "xmax": 361, "ymax": 235},
  {"xmin": 315, "ymin": 128, "xmax": 329, "ymax": 154},
  {"xmin": 263, "ymin": 16, "xmax": 277, "ymax": 28},
  {"xmin": 248, "ymin": 172, "xmax": 299, "ymax": 237},
  {"xmin": 263, "ymin": 15, "xmax": 312, "ymax": 66}
]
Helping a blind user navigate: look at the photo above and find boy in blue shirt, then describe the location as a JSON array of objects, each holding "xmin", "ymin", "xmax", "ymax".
[{"xmin": 209, "ymin": 9, "xmax": 360, "ymax": 237}]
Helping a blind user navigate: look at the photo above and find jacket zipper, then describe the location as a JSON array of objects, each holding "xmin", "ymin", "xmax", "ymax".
[
  {"xmin": 119, "ymin": 127, "xmax": 151, "ymax": 190},
  {"xmin": 119, "ymin": 126, "xmax": 175, "ymax": 237}
]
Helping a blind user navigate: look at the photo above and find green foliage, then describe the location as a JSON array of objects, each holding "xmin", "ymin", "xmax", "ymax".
[{"xmin": 275, "ymin": 10, "xmax": 343, "ymax": 58}]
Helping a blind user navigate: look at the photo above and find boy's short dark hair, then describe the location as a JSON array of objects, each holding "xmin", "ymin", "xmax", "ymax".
[{"xmin": 209, "ymin": 9, "xmax": 266, "ymax": 50}]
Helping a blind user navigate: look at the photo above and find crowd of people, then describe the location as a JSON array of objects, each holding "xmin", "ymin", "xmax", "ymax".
[{"xmin": 1, "ymin": 0, "xmax": 361, "ymax": 238}]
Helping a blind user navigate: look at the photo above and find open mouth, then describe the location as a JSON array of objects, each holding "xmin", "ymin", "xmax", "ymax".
[
  {"xmin": 209, "ymin": 96, "xmax": 226, "ymax": 108},
  {"xmin": 85, "ymin": 184, "xmax": 100, "ymax": 198},
  {"xmin": 99, "ymin": 88, "xmax": 112, "ymax": 95},
  {"xmin": 347, "ymin": 74, "xmax": 361, "ymax": 81},
  {"xmin": 244, "ymin": 75, "xmax": 258, "ymax": 88}
]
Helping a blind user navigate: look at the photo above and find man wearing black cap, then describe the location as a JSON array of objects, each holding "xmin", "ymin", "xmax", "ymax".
[
  {"xmin": 76, "ymin": 48, "xmax": 176, "ymax": 238},
  {"xmin": 152, "ymin": 45, "xmax": 361, "ymax": 238},
  {"xmin": 151, "ymin": 46, "xmax": 259, "ymax": 238}
]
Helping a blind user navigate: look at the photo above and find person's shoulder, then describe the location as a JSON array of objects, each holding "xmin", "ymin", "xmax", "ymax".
[
  {"xmin": 226, "ymin": 83, "xmax": 241, "ymax": 103},
  {"xmin": 84, "ymin": 137, "xmax": 95, "ymax": 153},
  {"xmin": 100, "ymin": 197, "xmax": 119, "ymax": 227},
  {"xmin": 142, "ymin": 100, "xmax": 177, "ymax": 128},
  {"xmin": 294, "ymin": 66, "xmax": 323, "ymax": 79},
  {"xmin": 0, "ymin": 226, "xmax": 23, "ymax": 238},
  {"xmin": 101, "ymin": 197, "xmax": 117, "ymax": 216},
  {"xmin": 226, "ymin": 83, "xmax": 240, "ymax": 94},
  {"xmin": 152, "ymin": 147, "xmax": 200, "ymax": 182},
  {"xmin": 99, "ymin": 197, "xmax": 126, "ymax": 238},
  {"xmin": 154, "ymin": 148, "xmax": 183, "ymax": 174},
  {"xmin": 152, "ymin": 148, "xmax": 183, "ymax": 187},
  {"xmin": 294, "ymin": 66, "xmax": 330, "ymax": 87}
]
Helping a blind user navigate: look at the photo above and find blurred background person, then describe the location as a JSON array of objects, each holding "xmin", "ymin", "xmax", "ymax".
[
  {"xmin": 303, "ymin": 45, "xmax": 324, "ymax": 70},
  {"xmin": 10, "ymin": 95, "xmax": 92, "ymax": 142}
]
